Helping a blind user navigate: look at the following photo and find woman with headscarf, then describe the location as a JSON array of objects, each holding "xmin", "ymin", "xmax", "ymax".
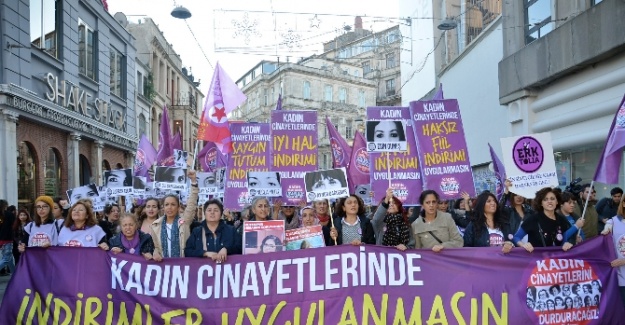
[
  {"xmin": 411, "ymin": 190, "xmax": 463, "ymax": 252},
  {"xmin": 371, "ymin": 187, "xmax": 410, "ymax": 250},
  {"xmin": 150, "ymin": 170, "xmax": 199, "ymax": 261},
  {"xmin": 57, "ymin": 199, "xmax": 108, "ymax": 249}
]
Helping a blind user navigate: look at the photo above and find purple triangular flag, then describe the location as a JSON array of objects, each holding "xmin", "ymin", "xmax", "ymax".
[
  {"xmin": 347, "ymin": 130, "xmax": 369, "ymax": 194},
  {"xmin": 325, "ymin": 116, "xmax": 352, "ymax": 168},
  {"xmin": 275, "ymin": 93, "xmax": 283, "ymax": 110},
  {"xmin": 488, "ymin": 143, "xmax": 506, "ymax": 199},
  {"xmin": 134, "ymin": 135, "xmax": 157, "ymax": 178},
  {"xmin": 594, "ymin": 94, "xmax": 625, "ymax": 184},
  {"xmin": 156, "ymin": 105, "xmax": 174, "ymax": 166},
  {"xmin": 432, "ymin": 83, "xmax": 444, "ymax": 100}
]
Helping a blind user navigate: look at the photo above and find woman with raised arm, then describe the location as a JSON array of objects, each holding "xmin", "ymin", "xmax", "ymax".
[
  {"xmin": 411, "ymin": 190, "xmax": 463, "ymax": 252},
  {"xmin": 150, "ymin": 170, "xmax": 199, "ymax": 261},
  {"xmin": 501, "ymin": 179, "xmax": 534, "ymax": 233},
  {"xmin": 463, "ymin": 191, "xmax": 515, "ymax": 253},
  {"xmin": 371, "ymin": 188, "xmax": 410, "ymax": 250},
  {"xmin": 513, "ymin": 187, "xmax": 583, "ymax": 252}
]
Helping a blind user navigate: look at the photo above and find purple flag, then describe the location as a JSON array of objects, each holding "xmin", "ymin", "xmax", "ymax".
[
  {"xmin": 410, "ymin": 99, "xmax": 475, "ymax": 200},
  {"xmin": 197, "ymin": 62, "xmax": 247, "ymax": 154},
  {"xmin": 488, "ymin": 143, "xmax": 506, "ymax": 200},
  {"xmin": 594, "ymin": 94, "xmax": 625, "ymax": 184},
  {"xmin": 134, "ymin": 135, "xmax": 157, "ymax": 178},
  {"xmin": 271, "ymin": 111, "xmax": 318, "ymax": 205},
  {"xmin": 368, "ymin": 106, "xmax": 423, "ymax": 205},
  {"xmin": 198, "ymin": 141, "xmax": 218, "ymax": 172},
  {"xmin": 171, "ymin": 132, "xmax": 182, "ymax": 152},
  {"xmin": 347, "ymin": 131, "xmax": 371, "ymax": 204},
  {"xmin": 325, "ymin": 116, "xmax": 352, "ymax": 168},
  {"xmin": 156, "ymin": 105, "xmax": 174, "ymax": 166},
  {"xmin": 432, "ymin": 83, "xmax": 444, "ymax": 100},
  {"xmin": 275, "ymin": 93, "xmax": 283, "ymax": 110}
]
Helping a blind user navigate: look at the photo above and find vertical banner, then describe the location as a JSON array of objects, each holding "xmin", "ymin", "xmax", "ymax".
[
  {"xmin": 368, "ymin": 107, "xmax": 423, "ymax": 205},
  {"xmin": 501, "ymin": 132, "xmax": 559, "ymax": 199},
  {"xmin": 224, "ymin": 123, "xmax": 271, "ymax": 210},
  {"xmin": 271, "ymin": 110, "xmax": 318, "ymax": 205},
  {"xmin": 348, "ymin": 131, "xmax": 371, "ymax": 205},
  {"xmin": 410, "ymin": 100, "xmax": 475, "ymax": 200}
]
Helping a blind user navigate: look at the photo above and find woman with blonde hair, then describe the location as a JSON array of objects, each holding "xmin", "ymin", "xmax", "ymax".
[
  {"xmin": 109, "ymin": 213, "xmax": 154, "ymax": 259},
  {"xmin": 57, "ymin": 199, "xmax": 108, "ymax": 249}
]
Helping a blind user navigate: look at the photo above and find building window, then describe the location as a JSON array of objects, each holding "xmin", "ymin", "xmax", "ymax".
[
  {"xmin": 110, "ymin": 47, "xmax": 124, "ymax": 98},
  {"xmin": 358, "ymin": 90, "xmax": 366, "ymax": 108},
  {"xmin": 345, "ymin": 122, "xmax": 353, "ymax": 139},
  {"xmin": 17, "ymin": 142, "xmax": 37, "ymax": 209},
  {"xmin": 324, "ymin": 85, "xmax": 333, "ymax": 102},
  {"xmin": 525, "ymin": 0, "xmax": 553, "ymax": 44},
  {"xmin": 263, "ymin": 88, "xmax": 268, "ymax": 106},
  {"xmin": 386, "ymin": 53, "xmax": 396, "ymax": 69},
  {"xmin": 363, "ymin": 61, "xmax": 371, "ymax": 74},
  {"xmin": 30, "ymin": 0, "xmax": 59, "ymax": 58},
  {"xmin": 385, "ymin": 79, "xmax": 396, "ymax": 96},
  {"xmin": 339, "ymin": 88, "xmax": 347, "ymax": 103},
  {"xmin": 303, "ymin": 81, "xmax": 311, "ymax": 99},
  {"xmin": 353, "ymin": 70, "xmax": 360, "ymax": 77},
  {"xmin": 591, "ymin": 0, "xmax": 603, "ymax": 5},
  {"xmin": 139, "ymin": 114, "xmax": 147, "ymax": 137},
  {"xmin": 323, "ymin": 154, "xmax": 328, "ymax": 170},
  {"xmin": 137, "ymin": 71, "xmax": 144, "ymax": 97},
  {"xmin": 79, "ymin": 20, "xmax": 96, "ymax": 79},
  {"xmin": 44, "ymin": 148, "xmax": 61, "ymax": 197}
]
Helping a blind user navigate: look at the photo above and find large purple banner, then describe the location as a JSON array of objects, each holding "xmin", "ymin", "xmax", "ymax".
[
  {"xmin": 224, "ymin": 123, "xmax": 271, "ymax": 210},
  {"xmin": 410, "ymin": 99, "xmax": 476, "ymax": 200},
  {"xmin": 270, "ymin": 110, "xmax": 318, "ymax": 205},
  {"xmin": 368, "ymin": 106, "xmax": 423, "ymax": 205},
  {"xmin": 2, "ymin": 237, "xmax": 623, "ymax": 324}
]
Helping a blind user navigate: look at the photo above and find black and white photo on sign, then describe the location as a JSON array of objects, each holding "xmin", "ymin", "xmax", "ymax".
[
  {"xmin": 174, "ymin": 149, "xmax": 189, "ymax": 168},
  {"xmin": 365, "ymin": 120, "xmax": 408, "ymax": 152},
  {"xmin": 132, "ymin": 176, "xmax": 147, "ymax": 190},
  {"xmin": 67, "ymin": 184, "xmax": 100, "ymax": 206},
  {"xmin": 154, "ymin": 166, "xmax": 187, "ymax": 190},
  {"xmin": 104, "ymin": 169, "xmax": 133, "ymax": 188},
  {"xmin": 197, "ymin": 172, "xmax": 218, "ymax": 194},
  {"xmin": 215, "ymin": 168, "xmax": 226, "ymax": 190},
  {"xmin": 247, "ymin": 171, "xmax": 282, "ymax": 197},
  {"xmin": 354, "ymin": 183, "xmax": 372, "ymax": 205},
  {"xmin": 97, "ymin": 186, "xmax": 118, "ymax": 206},
  {"xmin": 304, "ymin": 168, "xmax": 349, "ymax": 201}
]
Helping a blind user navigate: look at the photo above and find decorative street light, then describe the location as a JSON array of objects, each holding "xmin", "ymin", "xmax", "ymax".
[{"xmin": 171, "ymin": 1, "xmax": 192, "ymax": 19}]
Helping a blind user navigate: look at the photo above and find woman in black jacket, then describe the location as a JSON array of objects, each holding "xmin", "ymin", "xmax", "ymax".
[
  {"xmin": 109, "ymin": 213, "xmax": 154, "ymax": 259},
  {"xmin": 463, "ymin": 192, "xmax": 515, "ymax": 253},
  {"xmin": 325, "ymin": 195, "xmax": 375, "ymax": 246},
  {"xmin": 185, "ymin": 199, "xmax": 241, "ymax": 262}
]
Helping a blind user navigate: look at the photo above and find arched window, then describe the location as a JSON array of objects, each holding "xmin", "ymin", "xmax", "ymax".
[
  {"xmin": 79, "ymin": 154, "xmax": 92, "ymax": 185},
  {"xmin": 102, "ymin": 160, "xmax": 111, "ymax": 171},
  {"xmin": 17, "ymin": 141, "xmax": 38, "ymax": 208},
  {"xmin": 139, "ymin": 114, "xmax": 147, "ymax": 138},
  {"xmin": 44, "ymin": 148, "xmax": 62, "ymax": 197}
]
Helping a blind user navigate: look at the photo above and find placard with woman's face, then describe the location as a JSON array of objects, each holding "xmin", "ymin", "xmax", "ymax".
[{"xmin": 365, "ymin": 120, "xmax": 408, "ymax": 152}]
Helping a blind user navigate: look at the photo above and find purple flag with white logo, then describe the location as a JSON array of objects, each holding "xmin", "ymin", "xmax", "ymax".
[
  {"xmin": 488, "ymin": 143, "xmax": 506, "ymax": 200},
  {"xmin": 347, "ymin": 131, "xmax": 371, "ymax": 205},
  {"xmin": 367, "ymin": 106, "xmax": 423, "ymax": 205},
  {"xmin": 134, "ymin": 135, "xmax": 157, "ymax": 178},
  {"xmin": 325, "ymin": 116, "xmax": 352, "ymax": 169},
  {"xmin": 410, "ymin": 100, "xmax": 475, "ymax": 200},
  {"xmin": 156, "ymin": 105, "xmax": 174, "ymax": 166},
  {"xmin": 594, "ymin": 94, "xmax": 625, "ymax": 184},
  {"xmin": 271, "ymin": 110, "xmax": 318, "ymax": 205},
  {"xmin": 224, "ymin": 123, "xmax": 271, "ymax": 210},
  {"xmin": 198, "ymin": 141, "xmax": 218, "ymax": 172}
]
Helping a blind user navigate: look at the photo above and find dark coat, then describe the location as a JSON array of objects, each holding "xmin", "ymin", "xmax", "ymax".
[
  {"xmin": 185, "ymin": 220, "xmax": 242, "ymax": 257},
  {"xmin": 108, "ymin": 230, "xmax": 155, "ymax": 255},
  {"xmin": 463, "ymin": 219, "xmax": 516, "ymax": 247},
  {"xmin": 324, "ymin": 215, "xmax": 375, "ymax": 246}
]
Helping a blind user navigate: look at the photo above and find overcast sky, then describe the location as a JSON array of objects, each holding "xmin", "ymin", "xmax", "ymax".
[{"xmin": 108, "ymin": 0, "xmax": 401, "ymax": 97}]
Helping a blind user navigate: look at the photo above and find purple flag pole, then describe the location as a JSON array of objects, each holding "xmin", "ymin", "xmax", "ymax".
[
  {"xmin": 156, "ymin": 105, "xmax": 174, "ymax": 166},
  {"xmin": 275, "ymin": 93, "xmax": 283, "ymax": 110},
  {"xmin": 325, "ymin": 116, "xmax": 352, "ymax": 168},
  {"xmin": 593, "ymin": 94, "xmax": 625, "ymax": 184},
  {"xmin": 488, "ymin": 143, "xmax": 506, "ymax": 200}
]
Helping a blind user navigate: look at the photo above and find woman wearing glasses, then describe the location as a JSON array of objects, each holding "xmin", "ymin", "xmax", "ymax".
[{"xmin": 18, "ymin": 196, "xmax": 63, "ymax": 252}]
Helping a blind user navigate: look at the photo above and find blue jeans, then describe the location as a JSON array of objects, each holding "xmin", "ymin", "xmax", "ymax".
[{"xmin": 0, "ymin": 243, "xmax": 15, "ymax": 273}]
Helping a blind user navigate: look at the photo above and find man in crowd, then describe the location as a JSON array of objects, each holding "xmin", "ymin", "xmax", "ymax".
[
  {"xmin": 574, "ymin": 184, "xmax": 599, "ymax": 240},
  {"xmin": 596, "ymin": 187, "xmax": 623, "ymax": 232}
]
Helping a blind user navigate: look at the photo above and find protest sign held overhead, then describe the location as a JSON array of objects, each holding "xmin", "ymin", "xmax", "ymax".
[{"xmin": 247, "ymin": 171, "xmax": 282, "ymax": 197}]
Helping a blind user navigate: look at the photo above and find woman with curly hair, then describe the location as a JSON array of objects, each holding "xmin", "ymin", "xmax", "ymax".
[
  {"xmin": 372, "ymin": 188, "xmax": 410, "ymax": 251},
  {"xmin": 326, "ymin": 195, "xmax": 375, "ymax": 246},
  {"xmin": 513, "ymin": 187, "xmax": 583, "ymax": 252},
  {"xmin": 463, "ymin": 191, "xmax": 516, "ymax": 253}
]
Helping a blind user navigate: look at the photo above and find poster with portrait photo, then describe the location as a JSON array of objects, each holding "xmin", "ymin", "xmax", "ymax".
[
  {"xmin": 365, "ymin": 120, "xmax": 408, "ymax": 152},
  {"xmin": 96, "ymin": 186, "xmax": 118, "ymax": 211},
  {"xmin": 154, "ymin": 166, "xmax": 187, "ymax": 190},
  {"xmin": 67, "ymin": 184, "xmax": 100, "ymax": 209},
  {"xmin": 243, "ymin": 220, "xmax": 285, "ymax": 255},
  {"xmin": 174, "ymin": 149, "xmax": 189, "ymax": 168},
  {"xmin": 104, "ymin": 169, "xmax": 133, "ymax": 196},
  {"xmin": 247, "ymin": 171, "xmax": 282, "ymax": 197},
  {"xmin": 132, "ymin": 176, "xmax": 147, "ymax": 196},
  {"xmin": 304, "ymin": 168, "xmax": 349, "ymax": 202},
  {"xmin": 353, "ymin": 183, "xmax": 372, "ymax": 206},
  {"xmin": 285, "ymin": 225, "xmax": 325, "ymax": 250},
  {"xmin": 197, "ymin": 172, "xmax": 218, "ymax": 195},
  {"xmin": 215, "ymin": 167, "xmax": 226, "ymax": 191}
]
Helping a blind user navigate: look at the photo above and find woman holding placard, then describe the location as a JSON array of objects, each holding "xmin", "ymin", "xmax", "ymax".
[
  {"xmin": 326, "ymin": 195, "xmax": 375, "ymax": 246},
  {"xmin": 411, "ymin": 190, "xmax": 463, "ymax": 251},
  {"xmin": 371, "ymin": 188, "xmax": 410, "ymax": 250}
]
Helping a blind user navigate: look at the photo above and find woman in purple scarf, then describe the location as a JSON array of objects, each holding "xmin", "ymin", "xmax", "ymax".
[{"xmin": 109, "ymin": 213, "xmax": 154, "ymax": 259}]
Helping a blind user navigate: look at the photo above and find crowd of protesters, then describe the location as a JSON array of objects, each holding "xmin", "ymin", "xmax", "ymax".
[{"xmin": 2, "ymin": 170, "xmax": 624, "ymax": 307}]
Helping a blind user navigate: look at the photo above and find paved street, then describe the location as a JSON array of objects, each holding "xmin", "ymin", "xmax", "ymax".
[{"xmin": 0, "ymin": 273, "xmax": 12, "ymax": 307}]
